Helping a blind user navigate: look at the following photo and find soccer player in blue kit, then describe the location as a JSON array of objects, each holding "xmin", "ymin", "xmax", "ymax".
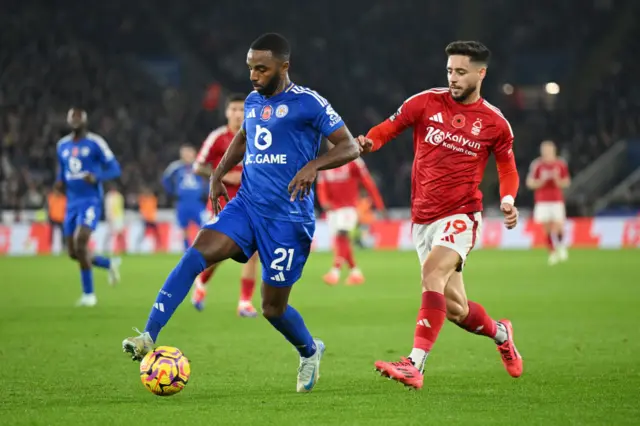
[
  {"xmin": 56, "ymin": 108, "xmax": 122, "ymax": 307},
  {"xmin": 162, "ymin": 145, "xmax": 208, "ymax": 250},
  {"xmin": 122, "ymin": 33, "xmax": 360, "ymax": 392}
]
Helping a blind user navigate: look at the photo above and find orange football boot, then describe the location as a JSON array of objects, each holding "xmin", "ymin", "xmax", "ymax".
[
  {"xmin": 322, "ymin": 271, "xmax": 340, "ymax": 286},
  {"xmin": 374, "ymin": 357, "xmax": 423, "ymax": 389},
  {"xmin": 345, "ymin": 269, "xmax": 365, "ymax": 286},
  {"xmin": 496, "ymin": 319, "xmax": 523, "ymax": 378}
]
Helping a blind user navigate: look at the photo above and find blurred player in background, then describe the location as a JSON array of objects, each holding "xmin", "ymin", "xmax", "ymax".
[
  {"xmin": 137, "ymin": 187, "xmax": 160, "ymax": 252},
  {"xmin": 526, "ymin": 140, "xmax": 570, "ymax": 265},
  {"xmin": 162, "ymin": 146, "xmax": 208, "ymax": 250},
  {"xmin": 47, "ymin": 186, "xmax": 66, "ymax": 249},
  {"xmin": 190, "ymin": 93, "xmax": 259, "ymax": 316},
  {"xmin": 55, "ymin": 108, "xmax": 122, "ymax": 306},
  {"xmin": 358, "ymin": 41, "xmax": 522, "ymax": 389},
  {"xmin": 317, "ymin": 152, "xmax": 385, "ymax": 286},
  {"xmin": 105, "ymin": 183, "xmax": 126, "ymax": 255},
  {"xmin": 123, "ymin": 33, "xmax": 360, "ymax": 393}
]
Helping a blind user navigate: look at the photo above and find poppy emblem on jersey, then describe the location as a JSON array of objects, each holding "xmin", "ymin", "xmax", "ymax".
[
  {"xmin": 275, "ymin": 104, "xmax": 289, "ymax": 118},
  {"xmin": 261, "ymin": 105, "xmax": 273, "ymax": 121},
  {"xmin": 452, "ymin": 114, "xmax": 466, "ymax": 129},
  {"xmin": 71, "ymin": 147, "xmax": 79, "ymax": 157},
  {"xmin": 471, "ymin": 119, "xmax": 483, "ymax": 136}
]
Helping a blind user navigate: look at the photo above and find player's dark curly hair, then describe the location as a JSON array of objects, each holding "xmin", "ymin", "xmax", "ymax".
[
  {"xmin": 250, "ymin": 33, "xmax": 291, "ymax": 60},
  {"xmin": 445, "ymin": 41, "xmax": 491, "ymax": 65},
  {"xmin": 226, "ymin": 93, "xmax": 246, "ymax": 106}
]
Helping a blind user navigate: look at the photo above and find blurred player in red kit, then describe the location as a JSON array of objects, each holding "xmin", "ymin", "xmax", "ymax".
[
  {"xmin": 357, "ymin": 41, "xmax": 523, "ymax": 389},
  {"xmin": 316, "ymin": 150, "xmax": 385, "ymax": 286},
  {"xmin": 190, "ymin": 93, "xmax": 259, "ymax": 317},
  {"xmin": 526, "ymin": 140, "xmax": 570, "ymax": 265}
]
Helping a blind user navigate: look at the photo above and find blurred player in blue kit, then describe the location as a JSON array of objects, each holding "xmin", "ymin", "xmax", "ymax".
[
  {"xmin": 123, "ymin": 33, "xmax": 360, "ymax": 392},
  {"xmin": 55, "ymin": 108, "xmax": 122, "ymax": 306},
  {"xmin": 162, "ymin": 145, "xmax": 208, "ymax": 250}
]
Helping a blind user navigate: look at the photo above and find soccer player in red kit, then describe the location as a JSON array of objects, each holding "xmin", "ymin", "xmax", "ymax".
[
  {"xmin": 316, "ymin": 152, "xmax": 385, "ymax": 286},
  {"xmin": 526, "ymin": 140, "xmax": 570, "ymax": 265},
  {"xmin": 357, "ymin": 41, "xmax": 523, "ymax": 389},
  {"xmin": 190, "ymin": 93, "xmax": 259, "ymax": 317}
]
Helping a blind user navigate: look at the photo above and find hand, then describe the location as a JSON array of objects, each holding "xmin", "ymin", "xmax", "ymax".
[
  {"xmin": 82, "ymin": 173, "xmax": 96, "ymax": 184},
  {"xmin": 209, "ymin": 176, "xmax": 229, "ymax": 215},
  {"xmin": 288, "ymin": 161, "xmax": 318, "ymax": 201},
  {"xmin": 500, "ymin": 203, "xmax": 518, "ymax": 229},
  {"xmin": 356, "ymin": 135, "xmax": 374, "ymax": 154}
]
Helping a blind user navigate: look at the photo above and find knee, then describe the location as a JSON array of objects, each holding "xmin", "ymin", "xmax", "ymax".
[
  {"xmin": 421, "ymin": 263, "xmax": 452, "ymax": 293},
  {"xmin": 261, "ymin": 300, "xmax": 287, "ymax": 319},
  {"xmin": 74, "ymin": 239, "xmax": 89, "ymax": 258},
  {"xmin": 446, "ymin": 298, "xmax": 468, "ymax": 323},
  {"xmin": 67, "ymin": 248, "xmax": 78, "ymax": 261}
]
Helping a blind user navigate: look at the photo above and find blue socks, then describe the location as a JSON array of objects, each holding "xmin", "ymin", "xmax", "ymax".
[
  {"xmin": 267, "ymin": 305, "xmax": 316, "ymax": 358},
  {"xmin": 80, "ymin": 268, "xmax": 94, "ymax": 295},
  {"xmin": 145, "ymin": 247, "xmax": 207, "ymax": 342},
  {"xmin": 92, "ymin": 255, "xmax": 111, "ymax": 269}
]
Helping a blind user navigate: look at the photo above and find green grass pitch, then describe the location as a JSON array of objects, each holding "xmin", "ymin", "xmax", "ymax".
[{"xmin": 1, "ymin": 249, "xmax": 639, "ymax": 425}]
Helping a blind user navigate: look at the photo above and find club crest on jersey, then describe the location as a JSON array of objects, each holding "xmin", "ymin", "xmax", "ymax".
[
  {"xmin": 275, "ymin": 104, "xmax": 289, "ymax": 118},
  {"xmin": 471, "ymin": 119, "xmax": 483, "ymax": 136},
  {"xmin": 452, "ymin": 114, "xmax": 466, "ymax": 129},
  {"xmin": 261, "ymin": 105, "xmax": 273, "ymax": 121},
  {"xmin": 81, "ymin": 147, "xmax": 90, "ymax": 157}
]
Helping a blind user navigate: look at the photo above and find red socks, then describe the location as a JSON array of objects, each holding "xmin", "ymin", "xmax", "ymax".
[
  {"xmin": 240, "ymin": 278, "xmax": 255, "ymax": 302},
  {"xmin": 198, "ymin": 268, "xmax": 213, "ymax": 285},
  {"xmin": 335, "ymin": 234, "xmax": 356, "ymax": 269},
  {"xmin": 456, "ymin": 301, "xmax": 497, "ymax": 338},
  {"xmin": 413, "ymin": 291, "xmax": 447, "ymax": 351}
]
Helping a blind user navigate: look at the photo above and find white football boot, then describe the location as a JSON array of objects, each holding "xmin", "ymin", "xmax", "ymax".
[
  {"xmin": 76, "ymin": 293, "xmax": 97, "ymax": 307},
  {"xmin": 122, "ymin": 328, "xmax": 154, "ymax": 361},
  {"xmin": 296, "ymin": 338, "xmax": 326, "ymax": 393}
]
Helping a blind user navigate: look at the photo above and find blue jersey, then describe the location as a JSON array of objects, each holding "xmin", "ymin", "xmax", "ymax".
[
  {"xmin": 56, "ymin": 132, "xmax": 121, "ymax": 207},
  {"xmin": 239, "ymin": 83, "xmax": 345, "ymax": 222},
  {"xmin": 162, "ymin": 161, "xmax": 207, "ymax": 210}
]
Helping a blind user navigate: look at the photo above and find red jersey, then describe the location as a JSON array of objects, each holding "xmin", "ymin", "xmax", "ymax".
[
  {"xmin": 368, "ymin": 88, "xmax": 517, "ymax": 224},
  {"xmin": 316, "ymin": 158, "xmax": 384, "ymax": 210},
  {"xmin": 528, "ymin": 158, "xmax": 569, "ymax": 203},
  {"xmin": 196, "ymin": 125, "xmax": 242, "ymax": 200}
]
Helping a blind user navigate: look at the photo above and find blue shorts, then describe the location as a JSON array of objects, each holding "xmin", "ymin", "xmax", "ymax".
[
  {"xmin": 203, "ymin": 197, "xmax": 315, "ymax": 286},
  {"xmin": 177, "ymin": 206, "xmax": 206, "ymax": 229},
  {"xmin": 63, "ymin": 201, "xmax": 102, "ymax": 237}
]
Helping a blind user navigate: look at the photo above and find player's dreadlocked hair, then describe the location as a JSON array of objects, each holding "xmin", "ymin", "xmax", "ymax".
[
  {"xmin": 445, "ymin": 41, "xmax": 491, "ymax": 65},
  {"xmin": 250, "ymin": 33, "xmax": 291, "ymax": 60},
  {"xmin": 226, "ymin": 93, "xmax": 246, "ymax": 106}
]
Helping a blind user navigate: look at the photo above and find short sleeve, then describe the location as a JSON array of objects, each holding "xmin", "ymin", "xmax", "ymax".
[
  {"xmin": 560, "ymin": 161, "xmax": 570, "ymax": 178},
  {"xmin": 93, "ymin": 135, "xmax": 115, "ymax": 163},
  {"xmin": 311, "ymin": 101, "xmax": 345, "ymax": 137}
]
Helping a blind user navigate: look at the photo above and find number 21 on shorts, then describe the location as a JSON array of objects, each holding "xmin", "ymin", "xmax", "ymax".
[{"xmin": 270, "ymin": 247, "xmax": 294, "ymax": 271}]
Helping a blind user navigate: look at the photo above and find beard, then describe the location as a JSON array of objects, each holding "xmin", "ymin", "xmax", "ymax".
[
  {"xmin": 255, "ymin": 73, "xmax": 282, "ymax": 97},
  {"xmin": 449, "ymin": 84, "xmax": 477, "ymax": 103}
]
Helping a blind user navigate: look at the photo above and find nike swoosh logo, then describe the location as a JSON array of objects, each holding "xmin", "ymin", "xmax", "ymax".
[{"xmin": 303, "ymin": 366, "xmax": 317, "ymax": 391}]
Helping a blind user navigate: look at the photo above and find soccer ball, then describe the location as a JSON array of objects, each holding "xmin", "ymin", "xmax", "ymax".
[{"xmin": 139, "ymin": 346, "xmax": 191, "ymax": 396}]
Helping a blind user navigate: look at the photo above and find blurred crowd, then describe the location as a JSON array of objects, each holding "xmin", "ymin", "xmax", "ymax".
[{"xmin": 1, "ymin": 0, "xmax": 638, "ymax": 217}]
